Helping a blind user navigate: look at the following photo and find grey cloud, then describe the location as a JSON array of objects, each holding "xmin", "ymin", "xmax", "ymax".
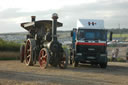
[
  {"xmin": 0, "ymin": 8, "xmax": 23, "ymax": 19},
  {"xmin": 0, "ymin": 0, "xmax": 128, "ymax": 33},
  {"xmin": 0, "ymin": 21, "xmax": 25, "ymax": 33},
  {"xmin": 57, "ymin": 1, "xmax": 128, "ymax": 29}
]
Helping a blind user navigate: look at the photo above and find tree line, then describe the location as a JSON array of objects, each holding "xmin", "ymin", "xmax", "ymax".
[{"xmin": 107, "ymin": 28, "xmax": 128, "ymax": 34}]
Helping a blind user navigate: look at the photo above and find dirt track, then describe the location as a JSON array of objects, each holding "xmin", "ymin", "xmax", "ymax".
[{"xmin": 0, "ymin": 60, "xmax": 128, "ymax": 85}]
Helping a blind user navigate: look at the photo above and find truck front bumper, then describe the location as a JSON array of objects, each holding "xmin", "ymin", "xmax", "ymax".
[{"xmin": 74, "ymin": 53, "xmax": 107, "ymax": 63}]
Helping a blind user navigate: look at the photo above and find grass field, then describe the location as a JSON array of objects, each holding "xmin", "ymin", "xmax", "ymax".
[
  {"xmin": 108, "ymin": 34, "xmax": 128, "ymax": 38},
  {"xmin": 113, "ymin": 34, "xmax": 128, "ymax": 38}
]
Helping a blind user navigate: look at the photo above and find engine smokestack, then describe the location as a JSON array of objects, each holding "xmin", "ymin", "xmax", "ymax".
[
  {"xmin": 31, "ymin": 16, "xmax": 36, "ymax": 22},
  {"xmin": 52, "ymin": 13, "xmax": 58, "ymax": 41}
]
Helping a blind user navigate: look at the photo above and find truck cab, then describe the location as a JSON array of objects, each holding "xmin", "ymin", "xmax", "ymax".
[{"xmin": 70, "ymin": 19, "xmax": 108, "ymax": 68}]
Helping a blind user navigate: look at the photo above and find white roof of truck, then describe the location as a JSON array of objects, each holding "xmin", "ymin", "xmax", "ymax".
[{"xmin": 77, "ymin": 19, "xmax": 104, "ymax": 29}]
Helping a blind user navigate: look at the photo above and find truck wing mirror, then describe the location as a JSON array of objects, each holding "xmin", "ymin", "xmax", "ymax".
[
  {"xmin": 71, "ymin": 28, "xmax": 77, "ymax": 37},
  {"xmin": 109, "ymin": 31, "xmax": 113, "ymax": 41}
]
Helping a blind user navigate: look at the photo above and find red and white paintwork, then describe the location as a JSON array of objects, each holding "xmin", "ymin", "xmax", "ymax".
[{"xmin": 76, "ymin": 42, "xmax": 107, "ymax": 46}]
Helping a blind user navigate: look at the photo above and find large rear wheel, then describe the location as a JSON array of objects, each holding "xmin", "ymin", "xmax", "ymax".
[
  {"xmin": 39, "ymin": 48, "xmax": 50, "ymax": 69},
  {"xmin": 25, "ymin": 39, "xmax": 35, "ymax": 66}
]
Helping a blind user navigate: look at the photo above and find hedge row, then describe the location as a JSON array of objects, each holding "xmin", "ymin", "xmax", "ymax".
[{"xmin": 0, "ymin": 38, "xmax": 20, "ymax": 52}]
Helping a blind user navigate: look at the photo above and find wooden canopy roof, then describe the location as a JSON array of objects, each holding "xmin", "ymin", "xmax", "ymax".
[{"xmin": 21, "ymin": 20, "xmax": 63, "ymax": 32}]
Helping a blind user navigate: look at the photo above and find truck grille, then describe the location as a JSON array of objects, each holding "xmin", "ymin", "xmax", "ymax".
[{"xmin": 76, "ymin": 45, "xmax": 106, "ymax": 54}]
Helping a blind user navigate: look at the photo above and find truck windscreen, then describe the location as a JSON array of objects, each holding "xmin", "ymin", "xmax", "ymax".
[{"xmin": 78, "ymin": 29, "xmax": 107, "ymax": 41}]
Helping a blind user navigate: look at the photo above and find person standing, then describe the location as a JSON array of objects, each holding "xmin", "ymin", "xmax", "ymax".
[
  {"xmin": 112, "ymin": 49, "xmax": 115, "ymax": 61},
  {"xmin": 112, "ymin": 48, "xmax": 119, "ymax": 61}
]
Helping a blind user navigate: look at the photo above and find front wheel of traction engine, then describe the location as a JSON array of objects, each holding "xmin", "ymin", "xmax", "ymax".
[
  {"xmin": 39, "ymin": 48, "xmax": 50, "ymax": 69},
  {"xmin": 25, "ymin": 39, "xmax": 35, "ymax": 66},
  {"xmin": 59, "ymin": 49, "xmax": 68, "ymax": 69}
]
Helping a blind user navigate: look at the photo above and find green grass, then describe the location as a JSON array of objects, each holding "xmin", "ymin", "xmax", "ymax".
[{"xmin": 113, "ymin": 34, "xmax": 128, "ymax": 38}]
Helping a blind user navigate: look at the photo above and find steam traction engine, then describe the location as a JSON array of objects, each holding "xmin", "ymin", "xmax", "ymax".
[{"xmin": 20, "ymin": 13, "xmax": 68, "ymax": 69}]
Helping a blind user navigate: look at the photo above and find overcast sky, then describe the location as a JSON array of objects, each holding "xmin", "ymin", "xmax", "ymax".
[{"xmin": 0, "ymin": 0, "xmax": 128, "ymax": 33}]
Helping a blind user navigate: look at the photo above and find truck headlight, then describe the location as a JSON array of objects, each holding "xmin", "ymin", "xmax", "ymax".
[
  {"xmin": 76, "ymin": 53, "xmax": 82, "ymax": 56},
  {"xmin": 100, "ymin": 54, "xmax": 107, "ymax": 56}
]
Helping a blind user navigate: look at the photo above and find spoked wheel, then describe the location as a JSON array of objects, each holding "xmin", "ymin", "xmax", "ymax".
[
  {"xmin": 25, "ymin": 39, "xmax": 34, "ymax": 66},
  {"xmin": 59, "ymin": 49, "xmax": 68, "ymax": 69},
  {"xmin": 20, "ymin": 44, "xmax": 25, "ymax": 63},
  {"xmin": 39, "ymin": 48, "xmax": 50, "ymax": 69}
]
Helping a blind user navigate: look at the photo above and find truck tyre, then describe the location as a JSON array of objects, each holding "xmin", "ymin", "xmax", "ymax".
[{"xmin": 100, "ymin": 63, "xmax": 107, "ymax": 68}]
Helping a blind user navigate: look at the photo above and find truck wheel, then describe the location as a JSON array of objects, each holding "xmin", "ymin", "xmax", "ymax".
[
  {"xmin": 73, "ymin": 61, "xmax": 79, "ymax": 67},
  {"xmin": 25, "ymin": 39, "xmax": 35, "ymax": 66},
  {"xmin": 20, "ymin": 44, "xmax": 25, "ymax": 63},
  {"xmin": 100, "ymin": 63, "xmax": 107, "ymax": 68},
  {"xmin": 59, "ymin": 49, "xmax": 68, "ymax": 69},
  {"xmin": 39, "ymin": 48, "xmax": 50, "ymax": 69}
]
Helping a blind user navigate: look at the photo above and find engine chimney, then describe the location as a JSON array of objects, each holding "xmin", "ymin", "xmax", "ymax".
[
  {"xmin": 31, "ymin": 16, "xmax": 36, "ymax": 22},
  {"xmin": 52, "ymin": 13, "xmax": 58, "ymax": 41}
]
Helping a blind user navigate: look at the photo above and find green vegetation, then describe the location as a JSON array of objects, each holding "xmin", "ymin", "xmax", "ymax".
[
  {"xmin": 0, "ymin": 38, "xmax": 20, "ymax": 51},
  {"xmin": 0, "ymin": 57, "xmax": 18, "ymax": 60},
  {"xmin": 108, "ymin": 28, "xmax": 128, "ymax": 34},
  {"xmin": 112, "ymin": 34, "xmax": 128, "ymax": 38}
]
